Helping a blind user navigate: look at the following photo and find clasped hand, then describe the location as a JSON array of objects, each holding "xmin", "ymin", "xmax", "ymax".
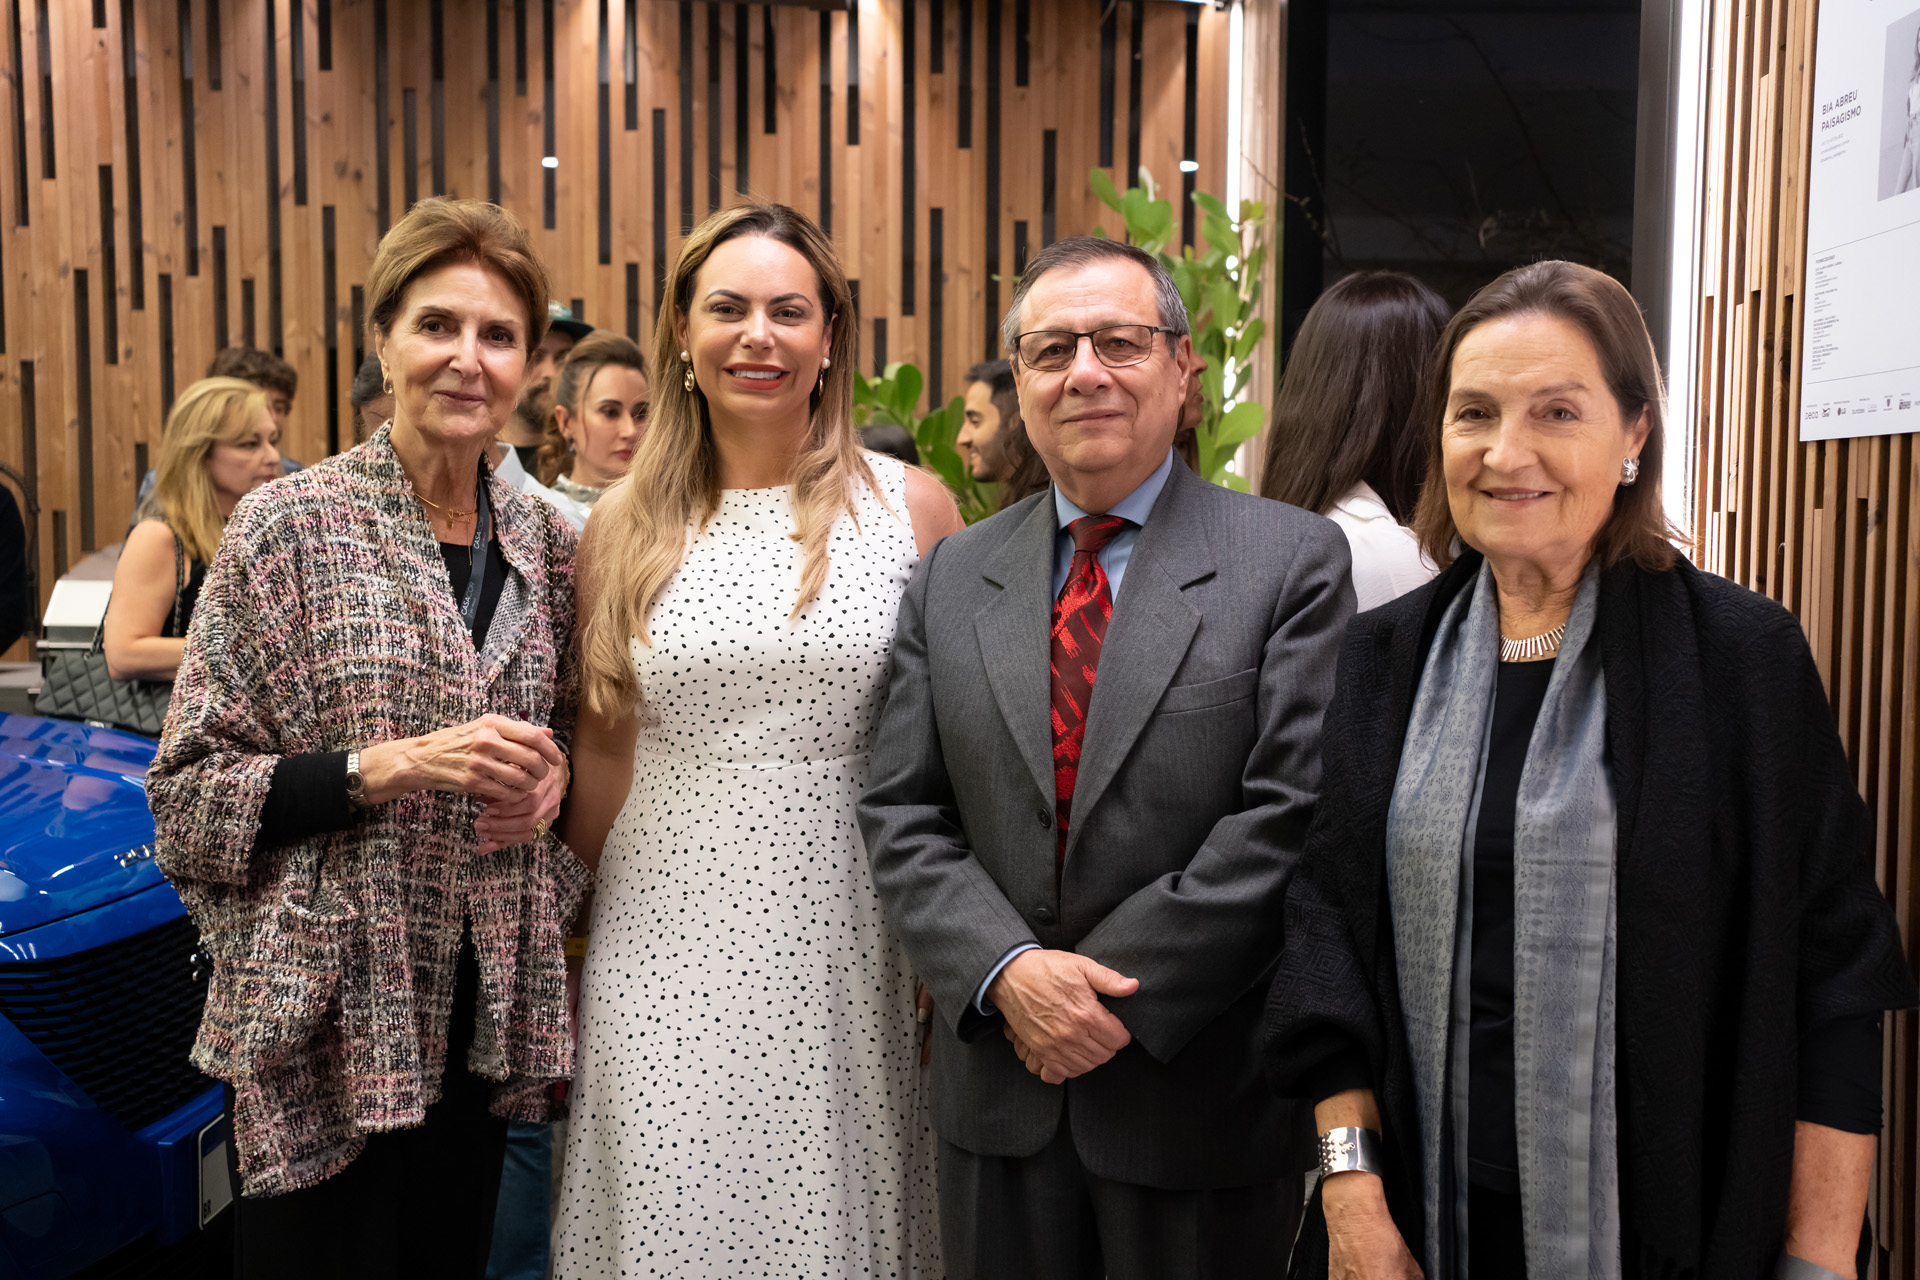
[
  {"xmin": 989, "ymin": 949, "xmax": 1139, "ymax": 1085},
  {"xmin": 366, "ymin": 713, "xmax": 568, "ymax": 854}
]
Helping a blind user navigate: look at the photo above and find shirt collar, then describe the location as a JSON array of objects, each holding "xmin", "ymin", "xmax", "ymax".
[
  {"xmin": 491, "ymin": 442, "xmax": 528, "ymax": 484},
  {"xmin": 1053, "ymin": 448, "xmax": 1176, "ymax": 533}
]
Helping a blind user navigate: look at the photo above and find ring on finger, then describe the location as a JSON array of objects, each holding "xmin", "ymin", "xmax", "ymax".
[{"xmin": 533, "ymin": 817, "xmax": 551, "ymax": 840}]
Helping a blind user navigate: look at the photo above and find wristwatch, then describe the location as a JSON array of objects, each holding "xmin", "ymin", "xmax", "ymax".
[
  {"xmin": 345, "ymin": 748, "xmax": 371, "ymax": 810},
  {"xmin": 1317, "ymin": 1126, "xmax": 1385, "ymax": 1178}
]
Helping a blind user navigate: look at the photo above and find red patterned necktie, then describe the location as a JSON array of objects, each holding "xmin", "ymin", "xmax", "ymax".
[{"xmin": 1050, "ymin": 514, "xmax": 1133, "ymax": 869}]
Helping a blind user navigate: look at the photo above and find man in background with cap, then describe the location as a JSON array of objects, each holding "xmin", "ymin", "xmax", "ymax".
[{"xmin": 500, "ymin": 301, "xmax": 593, "ymax": 473}]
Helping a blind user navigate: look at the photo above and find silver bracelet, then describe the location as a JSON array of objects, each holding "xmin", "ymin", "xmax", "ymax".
[{"xmin": 1317, "ymin": 1126, "xmax": 1385, "ymax": 1178}]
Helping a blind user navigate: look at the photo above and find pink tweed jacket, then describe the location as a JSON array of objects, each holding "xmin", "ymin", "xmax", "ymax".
[{"xmin": 147, "ymin": 426, "xmax": 589, "ymax": 1197}]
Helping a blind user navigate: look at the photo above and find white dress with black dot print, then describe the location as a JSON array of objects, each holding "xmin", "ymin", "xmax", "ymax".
[{"xmin": 553, "ymin": 455, "xmax": 942, "ymax": 1278}]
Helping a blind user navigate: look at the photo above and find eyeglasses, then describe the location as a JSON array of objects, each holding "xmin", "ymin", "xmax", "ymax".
[{"xmin": 1012, "ymin": 324, "xmax": 1178, "ymax": 372}]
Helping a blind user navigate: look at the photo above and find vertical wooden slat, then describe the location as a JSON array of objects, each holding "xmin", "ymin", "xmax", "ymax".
[
  {"xmin": 1695, "ymin": 0, "xmax": 1920, "ymax": 1267},
  {"xmin": 0, "ymin": 0, "xmax": 1232, "ymax": 640}
]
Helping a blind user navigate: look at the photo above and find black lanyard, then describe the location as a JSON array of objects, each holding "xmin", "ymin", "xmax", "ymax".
[{"xmin": 458, "ymin": 459, "xmax": 493, "ymax": 637}]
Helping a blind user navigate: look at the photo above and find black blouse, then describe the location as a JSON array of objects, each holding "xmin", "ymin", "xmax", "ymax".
[
  {"xmin": 1465, "ymin": 658, "xmax": 1556, "ymax": 1193},
  {"xmin": 159, "ymin": 559, "xmax": 208, "ymax": 639}
]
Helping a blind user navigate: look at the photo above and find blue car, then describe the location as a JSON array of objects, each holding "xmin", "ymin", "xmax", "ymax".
[{"xmin": 0, "ymin": 713, "xmax": 230, "ymax": 1279}]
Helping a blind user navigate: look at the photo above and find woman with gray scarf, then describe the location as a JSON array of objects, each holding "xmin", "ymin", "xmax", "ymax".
[{"xmin": 1263, "ymin": 261, "xmax": 1915, "ymax": 1280}]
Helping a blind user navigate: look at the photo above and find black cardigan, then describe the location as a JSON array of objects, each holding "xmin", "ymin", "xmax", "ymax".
[{"xmin": 1263, "ymin": 550, "xmax": 1917, "ymax": 1280}]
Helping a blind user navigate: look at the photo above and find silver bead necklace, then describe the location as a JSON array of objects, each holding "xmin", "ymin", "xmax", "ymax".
[{"xmin": 1500, "ymin": 624, "xmax": 1566, "ymax": 663}]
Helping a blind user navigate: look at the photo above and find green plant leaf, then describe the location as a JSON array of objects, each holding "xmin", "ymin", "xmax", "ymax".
[
  {"xmin": 1216, "ymin": 400, "xmax": 1264, "ymax": 448},
  {"xmin": 1192, "ymin": 190, "xmax": 1230, "ymax": 221},
  {"xmin": 1089, "ymin": 166, "xmax": 1122, "ymax": 212},
  {"xmin": 1222, "ymin": 471, "xmax": 1251, "ymax": 494},
  {"xmin": 893, "ymin": 364, "xmax": 923, "ymax": 421},
  {"xmin": 1200, "ymin": 212, "xmax": 1237, "ymax": 252},
  {"xmin": 1233, "ymin": 317, "xmax": 1266, "ymax": 363},
  {"xmin": 1206, "ymin": 279, "xmax": 1241, "ymax": 334}
]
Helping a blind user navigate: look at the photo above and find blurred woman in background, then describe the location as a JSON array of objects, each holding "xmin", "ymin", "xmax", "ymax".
[
  {"xmin": 103, "ymin": 377, "xmax": 280, "ymax": 682},
  {"xmin": 350, "ymin": 351, "xmax": 394, "ymax": 443},
  {"xmin": 533, "ymin": 331, "xmax": 650, "ymax": 524},
  {"xmin": 1258, "ymin": 271, "xmax": 1451, "ymax": 610}
]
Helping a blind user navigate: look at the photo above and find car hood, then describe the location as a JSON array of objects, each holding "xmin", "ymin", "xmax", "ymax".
[{"xmin": 0, "ymin": 713, "xmax": 164, "ymax": 937}]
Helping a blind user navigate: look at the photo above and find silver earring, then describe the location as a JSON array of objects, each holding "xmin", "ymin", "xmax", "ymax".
[
  {"xmin": 681, "ymin": 350, "xmax": 695, "ymax": 394},
  {"xmin": 1621, "ymin": 457, "xmax": 1640, "ymax": 486}
]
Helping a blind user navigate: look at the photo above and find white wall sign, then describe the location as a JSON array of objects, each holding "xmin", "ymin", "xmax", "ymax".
[{"xmin": 1798, "ymin": 0, "xmax": 1920, "ymax": 440}]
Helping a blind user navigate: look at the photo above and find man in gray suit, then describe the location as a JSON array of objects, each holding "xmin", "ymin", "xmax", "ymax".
[{"xmin": 858, "ymin": 237, "xmax": 1355, "ymax": 1278}]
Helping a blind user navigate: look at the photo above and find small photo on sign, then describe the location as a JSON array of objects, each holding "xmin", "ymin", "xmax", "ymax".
[{"xmin": 1879, "ymin": 6, "xmax": 1920, "ymax": 200}]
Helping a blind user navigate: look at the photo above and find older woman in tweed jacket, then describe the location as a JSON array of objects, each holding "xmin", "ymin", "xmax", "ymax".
[{"xmin": 148, "ymin": 198, "xmax": 586, "ymax": 1279}]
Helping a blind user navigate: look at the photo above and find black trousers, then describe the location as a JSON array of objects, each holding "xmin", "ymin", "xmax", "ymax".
[
  {"xmin": 937, "ymin": 1106, "xmax": 1306, "ymax": 1280},
  {"xmin": 224, "ymin": 933, "xmax": 510, "ymax": 1280}
]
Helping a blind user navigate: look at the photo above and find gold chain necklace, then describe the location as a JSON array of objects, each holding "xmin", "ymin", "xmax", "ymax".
[{"xmin": 411, "ymin": 486, "xmax": 476, "ymax": 522}]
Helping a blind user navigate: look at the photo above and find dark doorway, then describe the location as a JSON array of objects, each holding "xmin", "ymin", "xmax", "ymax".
[{"xmin": 1281, "ymin": 0, "xmax": 1643, "ymax": 350}]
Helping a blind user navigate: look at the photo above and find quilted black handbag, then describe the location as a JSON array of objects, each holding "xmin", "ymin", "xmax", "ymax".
[{"xmin": 35, "ymin": 535, "xmax": 185, "ymax": 737}]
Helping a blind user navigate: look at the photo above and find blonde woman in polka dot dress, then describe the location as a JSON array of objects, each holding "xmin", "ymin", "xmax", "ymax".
[{"xmin": 552, "ymin": 204, "xmax": 963, "ymax": 1278}]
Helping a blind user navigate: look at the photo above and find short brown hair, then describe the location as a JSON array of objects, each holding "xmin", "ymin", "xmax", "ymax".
[
  {"xmin": 365, "ymin": 197, "xmax": 550, "ymax": 351},
  {"xmin": 207, "ymin": 347, "xmax": 298, "ymax": 400},
  {"xmin": 1411, "ymin": 260, "xmax": 1677, "ymax": 574},
  {"xmin": 1001, "ymin": 236, "xmax": 1189, "ymax": 357}
]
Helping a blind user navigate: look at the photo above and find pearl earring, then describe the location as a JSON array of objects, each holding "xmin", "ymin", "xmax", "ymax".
[
  {"xmin": 1621, "ymin": 457, "xmax": 1640, "ymax": 486},
  {"xmin": 818, "ymin": 355, "xmax": 831, "ymax": 393},
  {"xmin": 681, "ymin": 350, "xmax": 695, "ymax": 393}
]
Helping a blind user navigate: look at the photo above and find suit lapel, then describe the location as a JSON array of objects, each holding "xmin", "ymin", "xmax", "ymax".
[
  {"xmin": 976, "ymin": 495, "xmax": 1062, "ymax": 807},
  {"xmin": 1064, "ymin": 464, "xmax": 1213, "ymax": 859}
]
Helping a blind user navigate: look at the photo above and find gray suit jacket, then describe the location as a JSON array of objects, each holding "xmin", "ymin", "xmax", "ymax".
[{"xmin": 858, "ymin": 459, "xmax": 1355, "ymax": 1190}]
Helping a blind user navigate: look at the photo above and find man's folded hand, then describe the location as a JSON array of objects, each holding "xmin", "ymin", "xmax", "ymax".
[{"xmin": 989, "ymin": 948, "xmax": 1138, "ymax": 1084}]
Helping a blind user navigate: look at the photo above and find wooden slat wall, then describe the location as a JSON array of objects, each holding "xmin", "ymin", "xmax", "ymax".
[
  {"xmin": 0, "ymin": 0, "xmax": 1232, "ymax": 642},
  {"xmin": 1692, "ymin": 0, "xmax": 1919, "ymax": 1270}
]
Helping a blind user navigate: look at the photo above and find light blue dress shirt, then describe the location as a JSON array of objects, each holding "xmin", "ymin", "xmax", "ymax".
[
  {"xmin": 974, "ymin": 448, "xmax": 1178, "ymax": 1014},
  {"xmin": 1048, "ymin": 447, "xmax": 1176, "ymax": 602}
]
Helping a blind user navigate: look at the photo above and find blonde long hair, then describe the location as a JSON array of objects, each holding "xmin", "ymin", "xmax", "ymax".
[
  {"xmin": 142, "ymin": 376, "xmax": 271, "ymax": 564},
  {"xmin": 580, "ymin": 202, "xmax": 875, "ymax": 718}
]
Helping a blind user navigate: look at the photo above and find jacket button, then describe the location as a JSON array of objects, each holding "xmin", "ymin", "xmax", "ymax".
[
  {"xmin": 1034, "ymin": 906, "xmax": 1056, "ymax": 925},
  {"xmin": 1036, "ymin": 807, "xmax": 1051, "ymax": 829}
]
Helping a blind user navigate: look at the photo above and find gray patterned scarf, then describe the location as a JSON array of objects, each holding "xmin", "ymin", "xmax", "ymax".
[{"xmin": 1384, "ymin": 560, "xmax": 1620, "ymax": 1280}]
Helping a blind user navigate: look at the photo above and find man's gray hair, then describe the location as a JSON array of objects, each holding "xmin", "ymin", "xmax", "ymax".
[{"xmin": 1000, "ymin": 237, "xmax": 1190, "ymax": 359}]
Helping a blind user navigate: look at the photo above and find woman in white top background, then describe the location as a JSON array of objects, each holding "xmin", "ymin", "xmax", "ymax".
[{"xmin": 1257, "ymin": 270, "xmax": 1451, "ymax": 610}]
